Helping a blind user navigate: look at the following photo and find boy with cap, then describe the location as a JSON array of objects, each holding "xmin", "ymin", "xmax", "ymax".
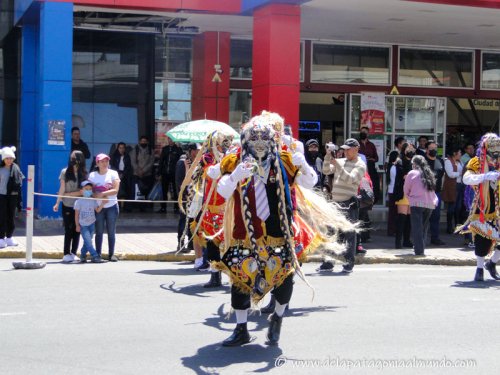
[{"xmin": 74, "ymin": 180, "xmax": 106, "ymax": 263}]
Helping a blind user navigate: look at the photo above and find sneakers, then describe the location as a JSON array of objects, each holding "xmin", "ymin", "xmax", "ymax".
[
  {"xmin": 80, "ymin": 257, "xmax": 87, "ymax": 263},
  {"xmin": 341, "ymin": 264, "xmax": 353, "ymax": 274},
  {"xmin": 316, "ymin": 261, "xmax": 334, "ymax": 272},
  {"xmin": 356, "ymin": 245, "xmax": 367, "ymax": 255},
  {"xmin": 5, "ymin": 237, "xmax": 18, "ymax": 247},
  {"xmin": 92, "ymin": 256, "xmax": 105, "ymax": 263},
  {"xmin": 196, "ymin": 262, "xmax": 210, "ymax": 272},
  {"xmin": 62, "ymin": 254, "xmax": 74, "ymax": 263},
  {"xmin": 0, "ymin": 239, "xmax": 6, "ymax": 249},
  {"xmin": 109, "ymin": 255, "xmax": 118, "ymax": 262},
  {"xmin": 194, "ymin": 257, "xmax": 204, "ymax": 269},
  {"xmin": 468, "ymin": 242, "xmax": 475, "ymax": 249}
]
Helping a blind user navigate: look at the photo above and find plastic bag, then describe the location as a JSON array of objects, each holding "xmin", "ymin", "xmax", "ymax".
[{"xmin": 147, "ymin": 181, "xmax": 163, "ymax": 201}]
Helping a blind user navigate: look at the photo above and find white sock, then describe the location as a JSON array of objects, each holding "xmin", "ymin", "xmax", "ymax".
[
  {"xmin": 491, "ymin": 250, "xmax": 500, "ymax": 264},
  {"xmin": 274, "ymin": 302, "xmax": 287, "ymax": 317},
  {"xmin": 477, "ymin": 256, "xmax": 485, "ymax": 269},
  {"xmin": 235, "ymin": 309, "xmax": 248, "ymax": 324},
  {"xmin": 194, "ymin": 257, "xmax": 202, "ymax": 267}
]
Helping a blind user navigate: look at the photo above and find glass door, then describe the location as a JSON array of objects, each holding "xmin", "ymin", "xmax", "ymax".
[{"xmin": 348, "ymin": 94, "xmax": 446, "ymax": 206}]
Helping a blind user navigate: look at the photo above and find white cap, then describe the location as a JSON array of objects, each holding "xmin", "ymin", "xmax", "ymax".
[{"xmin": 0, "ymin": 146, "xmax": 16, "ymax": 160}]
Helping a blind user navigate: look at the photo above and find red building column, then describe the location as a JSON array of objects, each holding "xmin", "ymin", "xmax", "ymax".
[
  {"xmin": 252, "ymin": 3, "xmax": 301, "ymax": 136},
  {"xmin": 191, "ymin": 31, "xmax": 231, "ymax": 123}
]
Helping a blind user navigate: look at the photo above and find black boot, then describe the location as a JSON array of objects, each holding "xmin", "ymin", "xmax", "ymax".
[
  {"xmin": 203, "ymin": 272, "xmax": 222, "ymax": 288},
  {"xmin": 260, "ymin": 294, "xmax": 276, "ymax": 314},
  {"xmin": 222, "ymin": 323, "xmax": 251, "ymax": 347},
  {"xmin": 395, "ymin": 214, "xmax": 404, "ymax": 249},
  {"xmin": 402, "ymin": 215, "xmax": 413, "ymax": 248},
  {"xmin": 446, "ymin": 213, "xmax": 454, "ymax": 234},
  {"xmin": 485, "ymin": 260, "xmax": 500, "ymax": 280},
  {"xmin": 474, "ymin": 268, "xmax": 484, "ymax": 282},
  {"xmin": 266, "ymin": 313, "xmax": 283, "ymax": 346}
]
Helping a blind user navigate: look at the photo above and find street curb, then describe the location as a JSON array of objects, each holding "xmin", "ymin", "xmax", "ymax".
[{"xmin": 0, "ymin": 250, "xmax": 475, "ymax": 266}]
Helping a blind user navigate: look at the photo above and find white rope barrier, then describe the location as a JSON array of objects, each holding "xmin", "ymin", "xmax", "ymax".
[{"xmin": 33, "ymin": 192, "xmax": 184, "ymax": 205}]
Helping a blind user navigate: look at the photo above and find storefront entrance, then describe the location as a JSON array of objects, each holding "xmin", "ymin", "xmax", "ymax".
[{"xmin": 347, "ymin": 94, "xmax": 447, "ymax": 205}]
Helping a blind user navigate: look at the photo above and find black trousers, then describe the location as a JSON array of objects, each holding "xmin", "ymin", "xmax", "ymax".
[
  {"xmin": 160, "ymin": 174, "xmax": 178, "ymax": 210},
  {"xmin": 62, "ymin": 204, "xmax": 80, "ymax": 255},
  {"xmin": 231, "ymin": 273, "xmax": 294, "ymax": 310},
  {"xmin": 338, "ymin": 197, "xmax": 359, "ymax": 268},
  {"xmin": 474, "ymin": 235, "xmax": 496, "ymax": 258},
  {"xmin": 0, "ymin": 194, "xmax": 17, "ymax": 238},
  {"xmin": 206, "ymin": 241, "xmax": 221, "ymax": 262}
]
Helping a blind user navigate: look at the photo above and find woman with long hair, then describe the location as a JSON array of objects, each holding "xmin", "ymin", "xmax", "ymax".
[
  {"xmin": 53, "ymin": 150, "xmax": 87, "ymax": 262},
  {"xmin": 393, "ymin": 142, "xmax": 416, "ymax": 248},
  {"xmin": 404, "ymin": 155, "xmax": 438, "ymax": 255}
]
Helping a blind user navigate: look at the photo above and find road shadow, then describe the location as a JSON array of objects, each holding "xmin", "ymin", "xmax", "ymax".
[
  {"xmin": 138, "ymin": 268, "xmax": 197, "ymax": 276},
  {"xmin": 181, "ymin": 342, "xmax": 282, "ymax": 374},
  {"xmin": 305, "ymin": 271, "xmax": 352, "ymax": 277},
  {"xmin": 161, "ymin": 281, "xmax": 231, "ymax": 298},
  {"xmin": 181, "ymin": 304, "xmax": 342, "ymax": 374},
  {"xmin": 451, "ymin": 280, "xmax": 500, "ymax": 289},
  {"xmin": 202, "ymin": 304, "xmax": 343, "ymax": 333}
]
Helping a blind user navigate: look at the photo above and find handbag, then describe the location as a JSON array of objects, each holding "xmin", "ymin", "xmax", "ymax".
[{"xmin": 147, "ymin": 181, "xmax": 163, "ymax": 201}]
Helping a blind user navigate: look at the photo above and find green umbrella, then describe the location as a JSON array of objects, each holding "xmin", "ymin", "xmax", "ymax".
[{"xmin": 166, "ymin": 119, "xmax": 240, "ymax": 143}]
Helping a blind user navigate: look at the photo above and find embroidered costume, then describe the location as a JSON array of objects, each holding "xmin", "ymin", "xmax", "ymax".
[{"xmin": 459, "ymin": 133, "xmax": 500, "ymax": 281}]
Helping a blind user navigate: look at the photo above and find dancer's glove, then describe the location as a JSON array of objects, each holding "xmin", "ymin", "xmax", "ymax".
[
  {"xmin": 484, "ymin": 171, "xmax": 500, "ymax": 181},
  {"xmin": 207, "ymin": 164, "xmax": 221, "ymax": 180},
  {"xmin": 230, "ymin": 162, "xmax": 253, "ymax": 182},
  {"xmin": 292, "ymin": 152, "xmax": 308, "ymax": 168}
]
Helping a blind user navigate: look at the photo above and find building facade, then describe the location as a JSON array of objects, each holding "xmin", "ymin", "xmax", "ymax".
[{"xmin": 2, "ymin": 0, "xmax": 500, "ymax": 215}]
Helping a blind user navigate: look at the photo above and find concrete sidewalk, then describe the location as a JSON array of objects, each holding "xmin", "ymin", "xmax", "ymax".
[{"xmin": 1, "ymin": 211, "xmax": 477, "ymax": 266}]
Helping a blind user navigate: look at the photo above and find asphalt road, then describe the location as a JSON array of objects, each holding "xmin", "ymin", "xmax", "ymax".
[{"xmin": 0, "ymin": 260, "xmax": 498, "ymax": 375}]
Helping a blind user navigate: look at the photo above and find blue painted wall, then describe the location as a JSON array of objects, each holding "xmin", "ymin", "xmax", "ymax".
[{"xmin": 20, "ymin": 1, "xmax": 73, "ymax": 218}]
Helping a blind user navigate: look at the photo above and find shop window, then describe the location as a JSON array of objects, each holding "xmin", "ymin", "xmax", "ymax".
[
  {"xmin": 155, "ymin": 35, "xmax": 192, "ymax": 80},
  {"xmin": 230, "ymin": 39, "xmax": 252, "ymax": 79},
  {"xmin": 72, "ymin": 30, "xmax": 152, "ymax": 158},
  {"xmin": 399, "ymin": 48, "xmax": 473, "ymax": 88},
  {"xmin": 229, "ymin": 90, "xmax": 251, "ymax": 129},
  {"xmin": 312, "ymin": 44, "xmax": 390, "ymax": 84},
  {"xmin": 482, "ymin": 52, "xmax": 500, "ymax": 90}
]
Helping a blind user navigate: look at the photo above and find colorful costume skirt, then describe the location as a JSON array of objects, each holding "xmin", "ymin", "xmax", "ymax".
[
  {"xmin": 293, "ymin": 213, "xmax": 323, "ymax": 262},
  {"xmin": 191, "ymin": 207, "xmax": 224, "ymax": 247},
  {"xmin": 216, "ymin": 244, "xmax": 294, "ymax": 302}
]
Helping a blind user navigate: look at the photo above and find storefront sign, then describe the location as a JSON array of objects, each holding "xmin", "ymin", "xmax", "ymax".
[
  {"xmin": 48, "ymin": 120, "xmax": 65, "ymax": 146},
  {"xmin": 361, "ymin": 92, "xmax": 385, "ymax": 134}
]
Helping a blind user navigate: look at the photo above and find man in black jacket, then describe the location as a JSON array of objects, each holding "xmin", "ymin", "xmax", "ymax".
[
  {"xmin": 70, "ymin": 127, "xmax": 91, "ymax": 160},
  {"xmin": 157, "ymin": 137, "xmax": 182, "ymax": 213},
  {"xmin": 426, "ymin": 140, "xmax": 445, "ymax": 245}
]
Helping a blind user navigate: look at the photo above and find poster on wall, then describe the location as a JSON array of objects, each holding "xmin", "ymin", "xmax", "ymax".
[
  {"xmin": 361, "ymin": 92, "xmax": 385, "ymax": 134},
  {"xmin": 155, "ymin": 120, "xmax": 178, "ymax": 157},
  {"xmin": 48, "ymin": 120, "xmax": 65, "ymax": 146}
]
